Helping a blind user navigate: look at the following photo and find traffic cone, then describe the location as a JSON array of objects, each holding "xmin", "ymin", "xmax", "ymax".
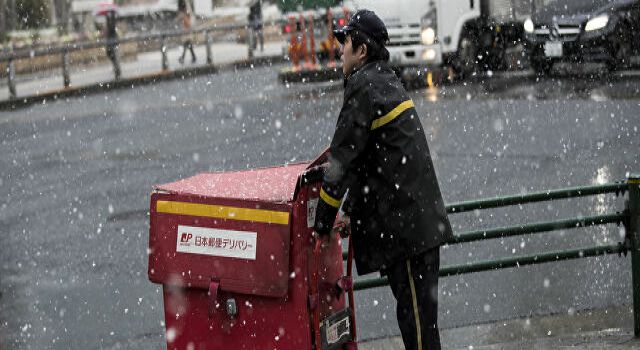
[
  {"xmin": 308, "ymin": 14, "xmax": 318, "ymax": 68},
  {"xmin": 289, "ymin": 15, "xmax": 300, "ymax": 72},
  {"xmin": 300, "ymin": 13, "xmax": 311, "ymax": 70},
  {"xmin": 327, "ymin": 8, "xmax": 336, "ymax": 68}
]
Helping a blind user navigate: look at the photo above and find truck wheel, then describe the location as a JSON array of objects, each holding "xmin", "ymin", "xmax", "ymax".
[
  {"xmin": 531, "ymin": 59, "xmax": 552, "ymax": 76},
  {"xmin": 455, "ymin": 32, "xmax": 479, "ymax": 79},
  {"xmin": 487, "ymin": 48, "xmax": 506, "ymax": 71},
  {"xmin": 608, "ymin": 27, "xmax": 632, "ymax": 71}
]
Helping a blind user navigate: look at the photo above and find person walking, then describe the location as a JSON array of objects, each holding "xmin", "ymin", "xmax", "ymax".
[
  {"xmin": 178, "ymin": 7, "xmax": 196, "ymax": 64},
  {"xmin": 312, "ymin": 9, "xmax": 453, "ymax": 350},
  {"xmin": 248, "ymin": 0, "xmax": 264, "ymax": 52},
  {"xmin": 104, "ymin": 9, "xmax": 121, "ymax": 80}
]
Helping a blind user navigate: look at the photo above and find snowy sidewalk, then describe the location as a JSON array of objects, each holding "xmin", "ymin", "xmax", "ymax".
[
  {"xmin": 0, "ymin": 41, "xmax": 284, "ymax": 103},
  {"xmin": 359, "ymin": 305, "xmax": 640, "ymax": 349}
]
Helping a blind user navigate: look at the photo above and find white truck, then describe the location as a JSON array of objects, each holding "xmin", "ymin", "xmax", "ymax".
[
  {"xmin": 421, "ymin": 0, "xmax": 530, "ymax": 75},
  {"xmin": 343, "ymin": 0, "xmax": 433, "ymax": 68}
]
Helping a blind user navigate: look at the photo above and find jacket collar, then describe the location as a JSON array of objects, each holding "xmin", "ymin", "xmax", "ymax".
[{"xmin": 343, "ymin": 60, "xmax": 383, "ymax": 87}]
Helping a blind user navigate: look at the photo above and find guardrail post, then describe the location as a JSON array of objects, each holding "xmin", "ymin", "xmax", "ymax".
[
  {"xmin": 161, "ymin": 35, "xmax": 168, "ymax": 71},
  {"xmin": 628, "ymin": 174, "xmax": 640, "ymax": 337},
  {"xmin": 247, "ymin": 27, "xmax": 254, "ymax": 59},
  {"xmin": 205, "ymin": 30, "xmax": 213, "ymax": 65},
  {"xmin": 7, "ymin": 58, "xmax": 17, "ymax": 100},
  {"xmin": 62, "ymin": 50, "xmax": 70, "ymax": 88}
]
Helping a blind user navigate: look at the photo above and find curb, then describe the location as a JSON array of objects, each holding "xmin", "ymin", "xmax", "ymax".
[
  {"xmin": 277, "ymin": 66, "xmax": 343, "ymax": 84},
  {"xmin": 400, "ymin": 66, "xmax": 640, "ymax": 90},
  {"xmin": 357, "ymin": 305, "xmax": 637, "ymax": 350},
  {"xmin": 0, "ymin": 54, "xmax": 285, "ymax": 111}
]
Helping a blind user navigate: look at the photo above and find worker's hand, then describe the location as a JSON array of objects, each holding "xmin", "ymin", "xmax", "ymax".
[
  {"xmin": 332, "ymin": 215, "xmax": 351, "ymax": 238},
  {"xmin": 312, "ymin": 230, "xmax": 331, "ymax": 248},
  {"xmin": 313, "ymin": 215, "xmax": 332, "ymax": 237}
]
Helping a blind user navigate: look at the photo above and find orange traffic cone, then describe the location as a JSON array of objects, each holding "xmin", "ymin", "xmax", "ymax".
[
  {"xmin": 308, "ymin": 14, "xmax": 318, "ymax": 68},
  {"xmin": 300, "ymin": 13, "xmax": 312, "ymax": 70},
  {"xmin": 327, "ymin": 8, "xmax": 336, "ymax": 68},
  {"xmin": 289, "ymin": 15, "xmax": 300, "ymax": 72}
]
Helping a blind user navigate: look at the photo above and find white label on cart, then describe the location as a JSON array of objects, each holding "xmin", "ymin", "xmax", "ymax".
[
  {"xmin": 176, "ymin": 225, "xmax": 257, "ymax": 260},
  {"xmin": 307, "ymin": 198, "xmax": 318, "ymax": 228}
]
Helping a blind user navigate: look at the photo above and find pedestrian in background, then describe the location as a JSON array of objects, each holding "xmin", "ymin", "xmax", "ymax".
[
  {"xmin": 248, "ymin": 0, "xmax": 264, "ymax": 52},
  {"xmin": 178, "ymin": 6, "xmax": 196, "ymax": 64},
  {"xmin": 312, "ymin": 9, "xmax": 453, "ymax": 350},
  {"xmin": 104, "ymin": 9, "xmax": 121, "ymax": 79}
]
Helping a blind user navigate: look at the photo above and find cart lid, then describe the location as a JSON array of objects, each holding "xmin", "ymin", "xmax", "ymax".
[
  {"xmin": 155, "ymin": 149, "xmax": 329, "ymax": 203},
  {"xmin": 155, "ymin": 163, "xmax": 311, "ymax": 203}
]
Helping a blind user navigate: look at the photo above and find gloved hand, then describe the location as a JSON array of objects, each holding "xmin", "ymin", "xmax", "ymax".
[
  {"xmin": 332, "ymin": 215, "xmax": 351, "ymax": 238},
  {"xmin": 313, "ymin": 216, "xmax": 333, "ymax": 238}
]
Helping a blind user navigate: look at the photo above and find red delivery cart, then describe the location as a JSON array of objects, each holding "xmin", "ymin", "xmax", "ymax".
[{"xmin": 148, "ymin": 150, "xmax": 357, "ymax": 349}]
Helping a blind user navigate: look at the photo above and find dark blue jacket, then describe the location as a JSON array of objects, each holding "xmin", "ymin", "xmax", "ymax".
[{"xmin": 314, "ymin": 60, "xmax": 453, "ymax": 274}]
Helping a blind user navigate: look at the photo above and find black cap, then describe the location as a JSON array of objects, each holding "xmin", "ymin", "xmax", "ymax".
[{"xmin": 334, "ymin": 9, "xmax": 389, "ymax": 46}]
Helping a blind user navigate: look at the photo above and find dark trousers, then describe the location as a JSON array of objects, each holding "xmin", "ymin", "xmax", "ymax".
[
  {"xmin": 179, "ymin": 40, "xmax": 196, "ymax": 63},
  {"xmin": 385, "ymin": 248, "xmax": 441, "ymax": 350},
  {"xmin": 106, "ymin": 44, "xmax": 121, "ymax": 79}
]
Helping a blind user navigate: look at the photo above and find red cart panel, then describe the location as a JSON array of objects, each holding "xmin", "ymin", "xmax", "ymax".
[
  {"xmin": 148, "ymin": 153, "xmax": 351, "ymax": 350},
  {"xmin": 149, "ymin": 193, "xmax": 292, "ymax": 297}
]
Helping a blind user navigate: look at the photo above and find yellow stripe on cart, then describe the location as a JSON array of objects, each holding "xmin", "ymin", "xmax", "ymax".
[{"xmin": 156, "ymin": 200, "xmax": 290, "ymax": 225}]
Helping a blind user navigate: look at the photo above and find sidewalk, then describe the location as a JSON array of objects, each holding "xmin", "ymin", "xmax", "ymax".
[
  {"xmin": 360, "ymin": 306, "xmax": 640, "ymax": 349},
  {"xmin": 0, "ymin": 41, "xmax": 284, "ymax": 103}
]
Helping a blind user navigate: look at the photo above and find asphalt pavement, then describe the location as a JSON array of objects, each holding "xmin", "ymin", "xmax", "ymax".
[{"xmin": 1, "ymin": 63, "xmax": 640, "ymax": 349}]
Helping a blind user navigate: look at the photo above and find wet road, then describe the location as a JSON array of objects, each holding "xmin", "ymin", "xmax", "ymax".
[{"xmin": 1, "ymin": 65, "xmax": 639, "ymax": 349}]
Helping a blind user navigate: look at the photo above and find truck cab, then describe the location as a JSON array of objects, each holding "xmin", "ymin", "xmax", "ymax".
[
  {"xmin": 422, "ymin": 0, "xmax": 528, "ymax": 75},
  {"xmin": 344, "ymin": 0, "xmax": 433, "ymax": 67},
  {"xmin": 421, "ymin": 0, "xmax": 480, "ymax": 67}
]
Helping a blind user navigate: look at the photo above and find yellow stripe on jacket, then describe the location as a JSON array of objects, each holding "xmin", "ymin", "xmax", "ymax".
[{"xmin": 371, "ymin": 100, "xmax": 415, "ymax": 130}]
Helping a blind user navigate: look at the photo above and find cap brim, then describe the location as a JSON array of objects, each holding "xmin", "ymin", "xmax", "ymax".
[{"xmin": 333, "ymin": 25, "xmax": 353, "ymax": 44}]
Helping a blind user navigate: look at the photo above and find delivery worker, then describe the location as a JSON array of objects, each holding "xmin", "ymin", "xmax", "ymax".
[{"xmin": 312, "ymin": 9, "xmax": 453, "ymax": 350}]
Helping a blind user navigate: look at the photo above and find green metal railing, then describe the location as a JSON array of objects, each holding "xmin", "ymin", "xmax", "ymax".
[{"xmin": 346, "ymin": 174, "xmax": 640, "ymax": 336}]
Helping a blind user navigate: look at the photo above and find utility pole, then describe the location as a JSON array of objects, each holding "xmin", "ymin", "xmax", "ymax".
[
  {"xmin": 50, "ymin": 0, "xmax": 58, "ymax": 27},
  {"xmin": 53, "ymin": 0, "xmax": 70, "ymax": 33},
  {"xmin": 0, "ymin": 0, "xmax": 6, "ymax": 40},
  {"xmin": 7, "ymin": 0, "xmax": 16, "ymax": 32}
]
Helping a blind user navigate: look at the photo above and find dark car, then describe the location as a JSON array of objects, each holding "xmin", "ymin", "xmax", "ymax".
[{"xmin": 523, "ymin": 0, "xmax": 640, "ymax": 74}]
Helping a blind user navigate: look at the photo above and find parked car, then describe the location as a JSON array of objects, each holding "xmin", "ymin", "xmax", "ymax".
[{"xmin": 523, "ymin": 0, "xmax": 640, "ymax": 74}]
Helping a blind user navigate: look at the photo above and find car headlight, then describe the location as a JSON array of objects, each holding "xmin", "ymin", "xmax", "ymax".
[
  {"xmin": 524, "ymin": 18, "xmax": 534, "ymax": 33},
  {"xmin": 421, "ymin": 27, "xmax": 436, "ymax": 45},
  {"xmin": 585, "ymin": 14, "xmax": 609, "ymax": 31}
]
